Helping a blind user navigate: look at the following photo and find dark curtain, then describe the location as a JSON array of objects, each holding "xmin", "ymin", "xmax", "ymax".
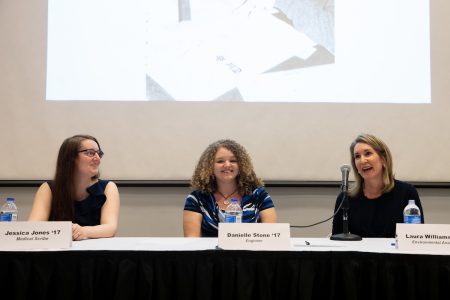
[{"xmin": 1, "ymin": 250, "xmax": 449, "ymax": 300}]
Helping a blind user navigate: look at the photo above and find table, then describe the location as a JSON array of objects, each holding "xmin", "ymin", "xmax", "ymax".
[{"xmin": 1, "ymin": 238, "xmax": 449, "ymax": 300}]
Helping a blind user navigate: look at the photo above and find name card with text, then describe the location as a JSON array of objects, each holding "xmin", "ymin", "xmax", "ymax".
[
  {"xmin": 0, "ymin": 221, "xmax": 72, "ymax": 250},
  {"xmin": 396, "ymin": 223, "xmax": 450, "ymax": 252},
  {"xmin": 218, "ymin": 223, "xmax": 291, "ymax": 250}
]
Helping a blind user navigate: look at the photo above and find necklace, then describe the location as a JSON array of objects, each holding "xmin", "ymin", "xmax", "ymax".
[{"xmin": 216, "ymin": 189, "xmax": 238, "ymax": 205}]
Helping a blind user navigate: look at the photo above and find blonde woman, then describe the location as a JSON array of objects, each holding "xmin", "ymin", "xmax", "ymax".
[{"xmin": 332, "ymin": 133, "xmax": 424, "ymax": 238}]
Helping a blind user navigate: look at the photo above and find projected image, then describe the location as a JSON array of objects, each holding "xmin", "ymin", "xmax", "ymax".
[
  {"xmin": 146, "ymin": 0, "xmax": 335, "ymax": 101},
  {"xmin": 46, "ymin": 0, "xmax": 430, "ymax": 103}
]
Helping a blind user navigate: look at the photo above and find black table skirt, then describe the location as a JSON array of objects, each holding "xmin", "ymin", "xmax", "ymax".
[{"xmin": 1, "ymin": 250, "xmax": 449, "ymax": 300}]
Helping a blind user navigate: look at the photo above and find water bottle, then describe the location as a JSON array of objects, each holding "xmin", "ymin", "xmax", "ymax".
[
  {"xmin": 403, "ymin": 199, "xmax": 421, "ymax": 224},
  {"xmin": 0, "ymin": 197, "xmax": 19, "ymax": 222},
  {"xmin": 224, "ymin": 198, "xmax": 242, "ymax": 223}
]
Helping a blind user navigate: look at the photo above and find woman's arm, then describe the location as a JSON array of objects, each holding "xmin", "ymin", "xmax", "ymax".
[
  {"xmin": 183, "ymin": 210, "xmax": 203, "ymax": 237},
  {"xmin": 72, "ymin": 181, "xmax": 120, "ymax": 240},
  {"xmin": 256, "ymin": 188, "xmax": 277, "ymax": 223},
  {"xmin": 28, "ymin": 182, "xmax": 52, "ymax": 221},
  {"xmin": 260, "ymin": 207, "xmax": 277, "ymax": 223}
]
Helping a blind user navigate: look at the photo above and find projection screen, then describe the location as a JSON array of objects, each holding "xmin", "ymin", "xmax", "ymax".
[{"xmin": 1, "ymin": 0, "xmax": 449, "ymax": 183}]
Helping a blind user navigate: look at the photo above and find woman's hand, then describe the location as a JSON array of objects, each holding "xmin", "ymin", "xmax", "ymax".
[{"xmin": 72, "ymin": 223, "xmax": 88, "ymax": 241}]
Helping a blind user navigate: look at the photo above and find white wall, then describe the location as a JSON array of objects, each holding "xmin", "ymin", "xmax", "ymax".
[
  {"xmin": 1, "ymin": 186, "xmax": 448, "ymax": 237},
  {"xmin": 1, "ymin": 0, "xmax": 450, "ymax": 183}
]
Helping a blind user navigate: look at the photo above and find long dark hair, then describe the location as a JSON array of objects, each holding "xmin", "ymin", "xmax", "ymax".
[{"xmin": 50, "ymin": 134, "xmax": 101, "ymax": 221}]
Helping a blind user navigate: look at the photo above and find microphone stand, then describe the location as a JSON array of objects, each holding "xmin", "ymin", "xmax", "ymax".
[{"xmin": 330, "ymin": 188, "xmax": 362, "ymax": 241}]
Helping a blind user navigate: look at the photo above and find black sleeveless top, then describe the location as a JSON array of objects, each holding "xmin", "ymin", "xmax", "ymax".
[{"xmin": 48, "ymin": 180, "xmax": 109, "ymax": 226}]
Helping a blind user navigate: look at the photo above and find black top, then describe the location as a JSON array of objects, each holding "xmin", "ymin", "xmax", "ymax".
[
  {"xmin": 332, "ymin": 180, "xmax": 425, "ymax": 238},
  {"xmin": 48, "ymin": 180, "xmax": 109, "ymax": 226}
]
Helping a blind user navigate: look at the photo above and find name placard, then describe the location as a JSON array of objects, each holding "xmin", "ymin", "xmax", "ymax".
[
  {"xmin": 218, "ymin": 223, "xmax": 291, "ymax": 250},
  {"xmin": 396, "ymin": 223, "xmax": 450, "ymax": 252},
  {"xmin": 0, "ymin": 221, "xmax": 72, "ymax": 250}
]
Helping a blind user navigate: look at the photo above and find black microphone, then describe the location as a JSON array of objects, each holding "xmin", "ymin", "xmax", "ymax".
[
  {"xmin": 330, "ymin": 164, "xmax": 362, "ymax": 241},
  {"xmin": 340, "ymin": 164, "xmax": 351, "ymax": 192}
]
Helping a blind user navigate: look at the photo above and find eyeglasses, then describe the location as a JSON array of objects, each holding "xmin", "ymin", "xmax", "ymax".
[{"xmin": 78, "ymin": 149, "xmax": 104, "ymax": 158}]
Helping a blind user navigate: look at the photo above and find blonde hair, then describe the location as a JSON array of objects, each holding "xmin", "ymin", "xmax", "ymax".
[
  {"xmin": 349, "ymin": 133, "xmax": 395, "ymax": 197},
  {"xmin": 191, "ymin": 139, "xmax": 263, "ymax": 195}
]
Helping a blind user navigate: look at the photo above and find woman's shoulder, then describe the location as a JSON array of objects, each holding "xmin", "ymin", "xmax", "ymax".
[
  {"xmin": 247, "ymin": 187, "xmax": 275, "ymax": 208},
  {"xmin": 251, "ymin": 186, "xmax": 266, "ymax": 193},
  {"xmin": 45, "ymin": 181, "xmax": 54, "ymax": 189},
  {"xmin": 393, "ymin": 179, "xmax": 417, "ymax": 192},
  {"xmin": 188, "ymin": 190, "xmax": 211, "ymax": 200},
  {"xmin": 36, "ymin": 181, "xmax": 53, "ymax": 196},
  {"xmin": 86, "ymin": 179, "xmax": 111, "ymax": 196},
  {"xmin": 94, "ymin": 179, "xmax": 117, "ymax": 189},
  {"xmin": 98, "ymin": 179, "xmax": 110, "ymax": 186},
  {"xmin": 185, "ymin": 190, "xmax": 213, "ymax": 209},
  {"xmin": 249, "ymin": 187, "xmax": 271, "ymax": 200}
]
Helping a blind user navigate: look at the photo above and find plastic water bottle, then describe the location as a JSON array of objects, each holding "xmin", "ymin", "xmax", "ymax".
[
  {"xmin": 224, "ymin": 198, "xmax": 242, "ymax": 223},
  {"xmin": 0, "ymin": 197, "xmax": 18, "ymax": 222},
  {"xmin": 403, "ymin": 199, "xmax": 421, "ymax": 224}
]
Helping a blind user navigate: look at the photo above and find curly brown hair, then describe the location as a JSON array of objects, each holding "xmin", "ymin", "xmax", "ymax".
[{"xmin": 191, "ymin": 139, "xmax": 264, "ymax": 195}]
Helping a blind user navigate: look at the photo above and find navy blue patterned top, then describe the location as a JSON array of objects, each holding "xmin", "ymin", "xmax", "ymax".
[
  {"xmin": 183, "ymin": 187, "xmax": 275, "ymax": 237},
  {"xmin": 48, "ymin": 180, "xmax": 109, "ymax": 226}
]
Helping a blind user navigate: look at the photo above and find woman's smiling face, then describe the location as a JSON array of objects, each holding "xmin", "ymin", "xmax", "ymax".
[
  {"xmin": 353, "ymin": 142, "xmax": 385, "ymax": 182},
  {"xmin": 213, "ymin": 147, "xmax": 239, "ymax": 184}
]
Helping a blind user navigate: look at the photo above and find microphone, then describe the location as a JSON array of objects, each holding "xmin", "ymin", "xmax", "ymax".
[
  {"xmin": 330, "ymin": 164, "xmax": 362, "ymax": 241},
  {"xmin": 340, "ymin": 164, "xmax": 351, "ymax": 192},
  {"xmin": 290, "ymin": 165, "xmax": 357, "ymax": 230}
]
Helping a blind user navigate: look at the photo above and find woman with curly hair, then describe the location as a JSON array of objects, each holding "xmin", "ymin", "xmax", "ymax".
[{"xmin": 183, "ymin": 139, "xmax": 277, "ymax": 237}]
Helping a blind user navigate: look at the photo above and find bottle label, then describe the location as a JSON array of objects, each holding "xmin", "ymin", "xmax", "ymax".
[
  {"xmin": 0, "ymin": 213, "xmax": 13, "ymax": 222},
  {"xmin": 225, "ymin": 215, "xmax": 237, "ymax": 223},
  {"xmin": 404, "ymin": 215, "xmax": 421, "ymax": 224}
]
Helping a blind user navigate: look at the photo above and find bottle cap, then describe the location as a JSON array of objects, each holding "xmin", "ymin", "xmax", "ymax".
[
  {"xmin": 6, "ymin": 197, "xmax": 15, "ymax": 201},
  {"xmin": 230, "ymin": 198, "xmax": 238, "ymax": 203}
]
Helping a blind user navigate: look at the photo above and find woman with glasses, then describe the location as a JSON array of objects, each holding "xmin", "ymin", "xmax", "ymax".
[
  {"xmin": 28, "ymin": 134, "xmax": 120, "ymax": 240},
  {"xmin": 183, "ymin": 139, "xmax": 277, "ymax": 237}
]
